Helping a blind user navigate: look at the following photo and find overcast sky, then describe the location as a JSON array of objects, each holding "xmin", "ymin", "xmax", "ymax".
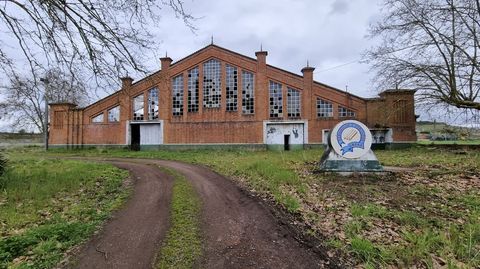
[
  {"xmin": 6, "ymin": 0, "xmax": 467, "ymax": 132},
  {"xmin": 148, "ymin": 0, "xmax": 382, "ymax": 98}
]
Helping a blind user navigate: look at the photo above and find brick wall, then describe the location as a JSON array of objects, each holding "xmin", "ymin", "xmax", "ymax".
[{"xmin": 49, "ymin": 45, "xmax": 417, "ymax": 147}]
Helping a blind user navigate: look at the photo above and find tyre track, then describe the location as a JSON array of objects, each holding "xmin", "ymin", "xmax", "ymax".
[
  {"xmin": 71, "ymin": 162, "xmax": 173, "ymax": 269},
  {"xmin": 69, "ymin": 157, "xmax": 330, "ymax": 269}
]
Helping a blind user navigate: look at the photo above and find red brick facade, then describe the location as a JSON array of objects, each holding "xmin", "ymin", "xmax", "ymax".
[{"xmin": 48, "ymin": 45, "xmax": 416, "ymax": 148}]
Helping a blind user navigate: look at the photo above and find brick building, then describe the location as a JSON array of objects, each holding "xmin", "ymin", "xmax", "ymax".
[{"xmin": 49, "ymin": 44, "xmax": 416, "ymax": 150}]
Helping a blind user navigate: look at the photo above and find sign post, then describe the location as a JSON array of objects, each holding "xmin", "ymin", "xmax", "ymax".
[{"xmin": 319, "ymin": 120, "xmax": 383, "ymax": 172}]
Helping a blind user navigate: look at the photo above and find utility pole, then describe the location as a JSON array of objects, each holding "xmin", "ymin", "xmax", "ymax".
[{"xmin": 40, "ymin": 78, "xmax": 49, "ymax": 151}]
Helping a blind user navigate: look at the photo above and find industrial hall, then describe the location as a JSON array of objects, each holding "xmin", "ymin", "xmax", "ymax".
[{"xmin": 48, "ymin": 44, "xmax": 416, "ymax": 150}]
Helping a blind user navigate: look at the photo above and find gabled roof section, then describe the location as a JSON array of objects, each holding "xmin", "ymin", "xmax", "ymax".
[
  {"xmin": 265, "ymin": 63, "xmax": 366, "ymax": 101},
  {"xmin": 170, "ymin": 44, "xmax": 258, "ymax": 67},
  {"xmin": 83, "ymin": 44, "xmax": 370, "ymax": 110}
]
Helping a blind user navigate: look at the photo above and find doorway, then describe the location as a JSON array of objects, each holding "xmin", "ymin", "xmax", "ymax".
[
  {"xmin": 131, "ymin": 124, "xmax": 140, "ymax": 151},
  {"xmin": 284, "ymin": 134, "xmax": 290, "ymax": 151}
]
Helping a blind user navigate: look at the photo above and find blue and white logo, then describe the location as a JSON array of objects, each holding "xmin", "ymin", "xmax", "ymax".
[
  {"xmin": 330, "ymin": 120, "xmax": 372, "ymax": 159},
  {"xmin": 336, "ymin": 122, "xmax": 366, "ymax": 155}
]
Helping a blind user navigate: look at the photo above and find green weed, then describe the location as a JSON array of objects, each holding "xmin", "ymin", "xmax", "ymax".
[
  {"xmin": 350, "ymin": 236, "xmax": 392, "ymax": 267},
  {"xmin": 155, "ymin": 167, "xmax": 202, "ymax": 269},
  {"xmin": 0, "ymin": 156, "xmax": 130, "ymax": 268}
]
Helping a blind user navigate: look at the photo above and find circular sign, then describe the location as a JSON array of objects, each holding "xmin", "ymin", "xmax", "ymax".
[{"xmin": 330, "ymin": 120, "xmax": 372, "ymax": 159}]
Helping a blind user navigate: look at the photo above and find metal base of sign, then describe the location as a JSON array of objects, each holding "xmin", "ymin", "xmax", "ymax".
[{"xmin": 319, "ymin": 149, "xmax": 383, "ymax": 172}]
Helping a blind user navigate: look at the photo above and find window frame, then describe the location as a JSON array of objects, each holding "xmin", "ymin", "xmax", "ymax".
[
  {"xmin": 91, "ymin": 112, "xmax": 104, "ymax": 123},
  {"xmin": 316, "ymin": 98, "xmax": 334, "ymax": 118},
  {"xmin": 287, "ymin": 87, "xmax": 301, "ymax": 118},
  {"xmin": 107, "ymin": 106, "xmax": 120, "ymax": 123}
]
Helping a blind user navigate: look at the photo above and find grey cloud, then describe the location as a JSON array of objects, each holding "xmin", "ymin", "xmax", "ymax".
[{"xmin": 329, "ymin": 0, "xmax": 350, "ymax": 15}]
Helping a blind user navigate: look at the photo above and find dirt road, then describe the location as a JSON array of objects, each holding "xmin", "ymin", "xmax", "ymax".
[
  {"xmin": 72, "ymin": 162, "xmax": 173, "ymax": 269},
  {"xmin": 71, "ymin": 158, "xmax": 331, "ymax": 269}
]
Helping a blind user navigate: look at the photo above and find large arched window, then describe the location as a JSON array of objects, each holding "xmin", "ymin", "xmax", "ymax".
[
  {"xmin": 225, "ymin": 64, "xmax": 238, "ymax": 111},
  {"xmin": 287, "ymin": 87, "xmax": 301, "ymax": 118},
  {"xmin": 187, "ymin": 67, "xmax": 199, "ymax": 112},
  {"xmin": 203, "ymin": 59, "xmax": 221, "ymax": 108},
  {"xmin": 148, "ymin": 88, "xmax": 159, "ymax": 120},
  {"xmin": 242, "ymin": 71, "xmax": 254, "ymax": 114},
  {"xmin": 269, "ymin": 81, "xmax": 283, "ymax": 118},
  {"xmin": 133, "ymin": 94, "xmax": 144, "ymax": 121},
  {"xmin": 172, "ymin": 75, "xmax": 184, "ymax": 116}
]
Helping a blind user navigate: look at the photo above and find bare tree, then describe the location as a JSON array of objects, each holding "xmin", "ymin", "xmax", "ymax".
[
  {"xmin": 0, "ymin": 69, "xmax": 89, "ymax": 133},
  {"xmin": 366, "ymin": 0, "xmax": 480, "ymax": 111},
  {"xmin": 0, "ymin": 0, "xmax": 194, "ymax": 89}
]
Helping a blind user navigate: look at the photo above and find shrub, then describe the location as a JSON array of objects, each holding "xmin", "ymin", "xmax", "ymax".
[{"xmin": 0, "ymin": 152, "xmax": 6, "ymax": 177}]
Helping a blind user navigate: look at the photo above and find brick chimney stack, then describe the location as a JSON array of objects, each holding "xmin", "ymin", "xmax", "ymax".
[
  {"xmin": 255, "ymin": 49, "xmax": 268, "ymax": 120},
  {"xmin": 120, "ymin": 76, "xmax": 133, "ymax": 89},
  {"xmin": 160, "ymin": 57, "xmax": 173, "ymax": 71},
  {"xmin": 255, "ymin": 50, "xmax": 268, "ymax": 68},
  {"xmin": 301, "ymin": 64, "xmax": 315, "ymax": 120}
]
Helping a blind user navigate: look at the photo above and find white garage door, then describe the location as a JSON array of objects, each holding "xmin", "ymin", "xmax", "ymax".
[{"xmin": 140, "ymin": 124, "xmax": 162, "ymax": 145}]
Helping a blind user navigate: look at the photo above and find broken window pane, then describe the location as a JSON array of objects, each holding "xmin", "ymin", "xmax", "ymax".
[
  {"xmin": 187, "ymin": 67, "xmax": 199, "ymax": 112},
  {"xmin": 338, "ymin": 106, "xmax": 356, "ymax": 117},
  {"xmin": 269, "ymin": 81, "xmax": 283, "ymax": 118},
  {"xmin": 287, "ymin": 87, "xmax": 301, "ymax": 118},
  {"xmin": 108, "ymin": 106, "xmax": 120, "ymax": 122},
  {"xmin": 226, "ymin": 64, "xmax": 238, "ymax": 111},
  {"xmin": 148, "ymin": 88, "xmax": 159, "ymax": 120},
  {"xmin": 92, "ymin": 113, "xmax": 104, "ymax": 123},
  {"xmin": 317, "ymin": 98, "xmax": 333, "ymax": 118},
  {"xmin": 203, "ymin": 59, "xmax": 221, "ymax": 108},
  {"xmin": 242, "ymin": 71, "xmax": 254, "ymax": 114},
  {"xmin": 172, "ymin": 74, "xmax": 184, "ymax": 116},
  {"xmin": 133, "ymin": 94, "xmax": 144, "ymax": 120}
]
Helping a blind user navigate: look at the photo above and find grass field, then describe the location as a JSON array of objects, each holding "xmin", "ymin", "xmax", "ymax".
[
  {"xmin": 155, "ymin": 167, "xmax": 202, "ymax": 269},
  {"xmin": 0, "ymin": 150, "xmax": 130, "ymax": 268},
  {"xmin": 417, "ymin": 140, "xmax": 480, "ymax": 145},
  {"xmin": 3, "ymin": 146, "xmax": 480, "ymax": 268},
  {"xmin": 42, "ymin": 146, "xmax": 480, "ymax": 268}
]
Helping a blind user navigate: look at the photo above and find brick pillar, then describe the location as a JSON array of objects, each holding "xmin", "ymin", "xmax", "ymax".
[
  {"xmin": 301, "ymin": 66, "xmax": 315, "ymax": 120},
  {"xmin": 255, "ymin": 50, "xmax": 268, "ymax": 121},
  {"xmin": 119, "ymin": 76, "xmax": 133, "ymax": 144},
  {"xmin": 159, "ymin": 57, "xmax": 173, "ymax": 119}
]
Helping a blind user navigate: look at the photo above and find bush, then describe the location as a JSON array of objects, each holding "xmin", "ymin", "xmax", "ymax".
[
  {"xmin": 0, "ymin": 153, "xmax": 6, "ymax": 177},
  {"xmin": 0, "ymin": 153, "xmax": 6, "ymax": 176}
]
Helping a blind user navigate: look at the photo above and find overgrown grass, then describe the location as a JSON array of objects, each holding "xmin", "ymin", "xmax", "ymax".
[
  {"xmin": 0, "ymin": 152, "xmax": 130, "ymax": 268},
  {"xmin": 417, "ymin": 140, "xmax": 480, "ymax": 145},
  {"xmin": 155, "ymin": 167, "xmax": 202, "ymax": 269},
  {"xmin": 14, "ymin": 146, "xmax": 480, "ymax": 267}
]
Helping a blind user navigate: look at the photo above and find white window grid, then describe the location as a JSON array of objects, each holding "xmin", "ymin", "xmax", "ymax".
[
  {"xmin": 148, "ymin": 88, "xmax": 159, "ymax": 120},
  {"xmin": 225, "ymin": 64, "xmax": 238, "ymax": 111},
  {"xmin": 133, "ymin": 94, "xmax": 144, "ymax": 120},
  {"xmin": 338, "ymin": 106, "xmax": 356, "ymax": 117},
  {"xmin": 287, "ymin": 87, "xmax": 301, "ymax": 118},
  {"xmin": 317, "ymin": 98, "xmax": 333, "ymax": 118},
  {"xmin": 92, "ymin": 113, "xmax": 104, "ymax": 123},
  {"xmin": 203, "ymin": 59, "xmax": 221, "ymax": 108},
  {"xmin": 242, "ymin": 71, "xmax": 254, "ymax": 114},
  {"xmin": 269, "ymin": 81, "xmax": 283, "ymax": 118},
  {"xmin": 172, "ymin": 75, "xmax": 184, "ymax": 116},
  {"xmin": 187, "ymin": 67, "xmax": 199, "ymax": 112},
  {"xmin": 108, "ymin": 106, "xmax": 120, "ymax": 122}
]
